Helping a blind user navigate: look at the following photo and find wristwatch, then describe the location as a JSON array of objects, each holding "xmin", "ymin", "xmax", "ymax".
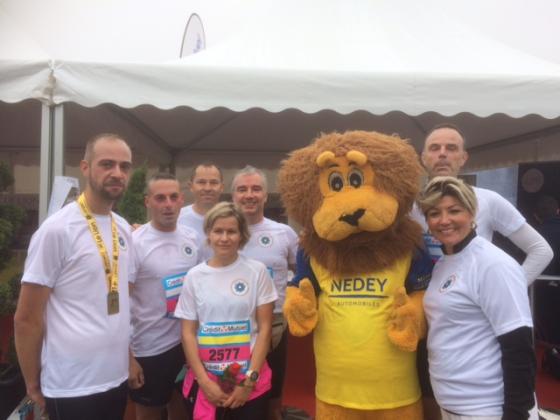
[{"xmin": 245, "ymin": 369, "xmax": 259, "ymax": 383}]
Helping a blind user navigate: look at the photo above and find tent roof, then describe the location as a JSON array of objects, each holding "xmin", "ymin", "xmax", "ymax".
[
  {"xmin": 2, "ymin": 0, "xmax": 560, "ymax": 118},
  {"xmin": 1, "ymin": 0, "xmax": 560, "ymax": 175}
]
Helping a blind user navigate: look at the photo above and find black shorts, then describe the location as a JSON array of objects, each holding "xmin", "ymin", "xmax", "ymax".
[
  {"xmin": 266, "ymin": 327, "xmax": 288, "ymax": 399},
  {"xmin": 129, "ymin": 343, "xmax": 185, "ymax": 406},
  {"xmin": 46, "ymin": 381, "xmax": 127, "ymax": 420}
]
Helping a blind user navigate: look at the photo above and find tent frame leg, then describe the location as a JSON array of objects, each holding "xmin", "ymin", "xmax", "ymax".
[{"xmin": 38, "ymin": 104, "xmax": 64, "ymax": 223}]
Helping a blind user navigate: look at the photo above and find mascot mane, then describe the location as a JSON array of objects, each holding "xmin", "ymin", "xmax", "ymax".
[{"xmin": 279, "ymin": 130, "xmax": 424, "ymax": 276}]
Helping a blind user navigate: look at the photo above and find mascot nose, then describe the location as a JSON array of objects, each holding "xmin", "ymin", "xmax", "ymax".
[{"xmin": 339, "ymin": 209, "xmax": 365, "ymax": 226}]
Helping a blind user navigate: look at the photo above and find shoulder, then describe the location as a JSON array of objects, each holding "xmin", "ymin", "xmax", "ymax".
[
  {"xmin": 264, "ymin": 218, "xmax": 298, "ymax": 237},
  {"xmin": 469, "ymin": 236, "xmax": 520, "ymax": 270},
  {"xmin": 112, "ymin": 212, "xmax": 132, "ymax": 232},
  {"xmin": 177, "ymin": 224, "xmax": 200, "ymax": 241},
  {"xmin": 180, "ymin": 205, "xmax": 193, "ymax": 215},
  {"xmin": 474, "ymin": 187, "xmax": 512, "ymax": 206},
  {"xmin": 131, "ymin": 223, "xmax": 149, "ymax": 240},
  {"xmin": 187, "ymin": 262, "xmax": 207, "ymax": 276},
  {"xmin": 37, "ymin": 203, "xmax": 80, "ymax": 236},
  {"xmin": 239, "ymin": 255, "xmax": 268, "ymax": 273}
]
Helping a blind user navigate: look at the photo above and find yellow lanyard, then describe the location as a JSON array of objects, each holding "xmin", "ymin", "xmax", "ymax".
[{"xmin": 77, "ymin": 193, "xmax": 120, "ymax": 314}]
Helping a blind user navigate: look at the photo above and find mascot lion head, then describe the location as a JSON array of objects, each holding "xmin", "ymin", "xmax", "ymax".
[{"xmin": 279, "ymin": 130, "xmax": 424, "ymax": 276}]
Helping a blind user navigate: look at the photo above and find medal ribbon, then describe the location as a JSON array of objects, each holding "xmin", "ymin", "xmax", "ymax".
[{"xmin": 77, "ymin": 194, "xmax": 119, "ymax": 294}]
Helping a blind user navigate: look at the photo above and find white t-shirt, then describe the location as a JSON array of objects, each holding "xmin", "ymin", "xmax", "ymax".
[
  {"xmin": 130, "ymin": 223, "xmax": 201, "ymax": 357},
  {"xmin": 174, "ymin": 255, "xmax": 277, "ymax": 374},
  {"xmin": 178, "ymin": 204, "xmax": 212, "ymax": 261},
  {"xmin": 239, "ymin": 218, "xmax": 298, "ymax": 313},
  {"xmin": 411, "ymin": 186, "xmax": 526, "ymax": 261},
  {"xmin": 424, "ymin": 236, "xmax": 533, "ymax": 416},
  {"xmin": 22, "ymin": 202, "xmax": 133, "ymax": 398}
]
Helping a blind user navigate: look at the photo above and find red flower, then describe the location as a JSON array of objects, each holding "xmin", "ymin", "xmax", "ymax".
[
  {"xmin": 218, "ymin": 362, "xmax": 242, "ymax": 394},
  {"xmin": 228, "ymin": 362, "xmax": 241, "ymax": 376}
]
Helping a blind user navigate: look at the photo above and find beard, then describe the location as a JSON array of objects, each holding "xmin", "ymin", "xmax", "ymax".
[{"xmin": 89, "ymin": 178, "xmax": 126, "ymax": 202}]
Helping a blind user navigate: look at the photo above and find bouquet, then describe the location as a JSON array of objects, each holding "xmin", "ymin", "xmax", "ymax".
[{"xmin": 218, "ymin": 362, "xmax": 242, "ymax": 394}]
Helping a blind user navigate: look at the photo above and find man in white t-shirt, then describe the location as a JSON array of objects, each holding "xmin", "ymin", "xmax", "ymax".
[
  {"xmin": 232, "ymin": 165, "xmax": 298, "ymax": 420},
  {"xmin": 178, "ymin": 163, "xmax": 224, "ymax": 260},
  {"xmin": 14, "ymin": 134, "xmax": 134, "ymax": 420},
  {"xmin": 412, "ymin": 123, "xmax": 553, "ymax": 284},
  {"xmin": 412, "ymin": 124, "xmax": 552, "ymax": 420},
  {"xmin": 129, "ymin": 173, "xmax": 201, "ymax": 420}
]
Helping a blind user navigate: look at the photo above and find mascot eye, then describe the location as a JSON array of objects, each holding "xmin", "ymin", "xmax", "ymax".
[
  {"xmin": 328, "ymin": 172, "xmax": 344, "ymax": 192},
  {"xmin": 348, "ymin": 169, "xmax": 364, "ymax": 188}
]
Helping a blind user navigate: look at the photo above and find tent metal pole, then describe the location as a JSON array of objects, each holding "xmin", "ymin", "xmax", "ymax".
[
  {"xmin": 38, "ymin": 104, "xmax": 65, "ymax": 224},
  {"xmin": 39, "ymin": 104, "xmax": 54, "ymax": 223},
  {"xmin": 53, "ymin": 105, "xmax": 65, "ymax": 178}
]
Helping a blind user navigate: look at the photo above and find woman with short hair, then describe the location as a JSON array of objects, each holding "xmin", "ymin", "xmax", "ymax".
[
  {"xmin": 175, "ymin": 202, "xmax": 277, "ymax": 420},
  {"xmin": 419, "ymin": 176, "xmax": 537, "ymax": 420}
]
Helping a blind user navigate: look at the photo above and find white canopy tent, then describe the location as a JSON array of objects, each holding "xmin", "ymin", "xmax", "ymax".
[{"xmin": 1, "ymin": 0, "xmax": 560, "ymax": 220}]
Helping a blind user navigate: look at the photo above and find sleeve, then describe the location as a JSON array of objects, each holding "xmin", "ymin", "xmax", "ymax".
[
  {"xmin": 288, "ymin": 248, "xmax": 321, "ymax": 296},
  {"xmin": 477, "ymin": 262, "xmax": 533, "ymax": 337},
  {"xmin": 488, "ymin": 191, "xmax": 526, "ymax": 237},
  {"xmin": 497, "ymin": 327, "xmax": 536, "ymax": 420},
  {"xmin": 256, "ymin": 264, "xmax": 278, "ymax": 306},
  {"xmin": 285, "ymin": 226, "xmax": 299, "ymax": 266},
  {"xmin": 508, "ymin": 223, "xmax": 554, "ymax": 285},
  {"xmin": 173, "ymin": 272, "xmax": 198, "ymax": 320},
  {"xmin": 129, "ymin": 234, "xmax": 140, "ymax": 284},
  {"xmin": 404, "ymin": 245, "xmax": 433, "ymax": 293},
  {"xmin": 190, "ymin": 230, "xmax": 205, "ymax": 265},
  {"xmin": 21, "ymin": 222, "xmax": 66, "ymax": 288}
]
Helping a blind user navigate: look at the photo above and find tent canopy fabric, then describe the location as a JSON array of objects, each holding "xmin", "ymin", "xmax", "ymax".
[
  {"xmin": 1, "ymin": 0, "xmax": 560, "ymax": 175},
  {"xmin": 2, "ymin": 0, "xmax": 560, "ymax": 117}
]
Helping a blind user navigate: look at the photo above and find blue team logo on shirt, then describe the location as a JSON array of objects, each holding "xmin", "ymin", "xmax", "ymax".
[
  {"xmin": 258, "ymin": 234, "xmax": 273, "ymax": 248},
  {"xmin": 118, "ymin": 236, "xmax": 127, "ymax": 251},
  {"xmin": 231, "ymin": 279, "xmax": 249, "ymax": 296},
  {"xmin": 439, "ymin": 274, "xmax": 456, "ymax": 293},
  {"xmin": 182, "ymin": 243, "xmax": 194, "ymax": 258}
]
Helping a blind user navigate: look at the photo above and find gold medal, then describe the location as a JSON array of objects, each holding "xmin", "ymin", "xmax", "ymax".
[{"xmin": 107, "ymin": 291, "xmax": 120, "ymax": 315}]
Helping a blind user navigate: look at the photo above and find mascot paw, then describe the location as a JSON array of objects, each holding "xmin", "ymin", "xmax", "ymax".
[
  {"xmin": 283, "ymin": 279, "xmax": 318, "ymax": 336},
  {"xmin": 388, "ymin": 287, "xmax": 426, "ymax": 352}
]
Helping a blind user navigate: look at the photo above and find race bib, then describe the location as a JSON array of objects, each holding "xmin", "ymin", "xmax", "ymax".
[
  {"xmin": 162, "ymin": 272, "xmax": 187, "ymax": 318},
  {"xmin": 198, "ymin": 320, "xmax": 251, "ymax": 375}
]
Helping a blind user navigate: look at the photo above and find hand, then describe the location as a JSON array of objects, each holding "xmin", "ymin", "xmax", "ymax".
[
  {"xmin": 27, "ymin": 384, "xmax": 46, "ymax": 415},
  {"xmin": 128, "ymin": 357, "xmax": 145, "ymax": 389},
  {"xmin": 223, "ymin": 383, "xmax": 253, "ymax": 409},
  {"xmin": 199, "ymin": 378, "xmax": 229, "ymax": 407},
  {"xmin": 283, "ymin": 279, "xmax": 318, "ymax": 336},
  {"xmin": 387, "ymin": 288, "xmax": 426, "ymax": 352}
]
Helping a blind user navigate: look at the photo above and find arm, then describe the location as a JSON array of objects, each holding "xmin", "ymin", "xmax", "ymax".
[
  {"xmin": 497, "ymin": 327, "xmax": 536, "ymax": 420},
  {"xmin": 128, "ymin": 348, "xmax": 144, "ymax": 389},
  {"xmin": 224, "ymin": 302, "xmax": 274, "ymax": 409},
  {"xmin": 508, "ymin": 223, "xmax": 553, "ymax": 285},
  {"xmin": 181, "ymin": 319, "xmax": 228, "ymax": 407},
  {"xmin": 248, "ymin": 302, "xmax": 274, "ymax": 374},
  {"xmin": 14, "ymin": 283, "xmax": 51, "ymax": 411}
]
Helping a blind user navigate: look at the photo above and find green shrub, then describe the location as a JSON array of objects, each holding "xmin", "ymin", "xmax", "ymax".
[
  {"xmin": 0, "ymin": 161, "xmax": 14, "ymax": 192},
  {"xmin": 0, "ymin": 219, "xmax": 13, "ymax": 251},
  {"xmin": 0, "ymin": 204, "xmax": 26, "ymax": 234},
  {"xmin": 117, "ymin": 166, "xmax": 147, "ymax": 225}
]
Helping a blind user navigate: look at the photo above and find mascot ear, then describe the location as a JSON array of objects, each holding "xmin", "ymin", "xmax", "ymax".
[
  {"xmin": 316, "ymin": 151, "xmax": 336, "ymax": 168},
  {"xmin": 346, "ymin": 150, "xmax": 367, "ymax": 166}
]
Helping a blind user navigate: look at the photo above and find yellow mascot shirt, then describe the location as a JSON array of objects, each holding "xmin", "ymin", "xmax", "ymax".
[{"xmin": 311, "ymin": 255, "xmax": 420, "ymax": 409}]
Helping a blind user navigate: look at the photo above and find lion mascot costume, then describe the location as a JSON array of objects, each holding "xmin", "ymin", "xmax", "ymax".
[{"xmin": 279, "ymin": 131, "xmax": 432, "ymax": 419}]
